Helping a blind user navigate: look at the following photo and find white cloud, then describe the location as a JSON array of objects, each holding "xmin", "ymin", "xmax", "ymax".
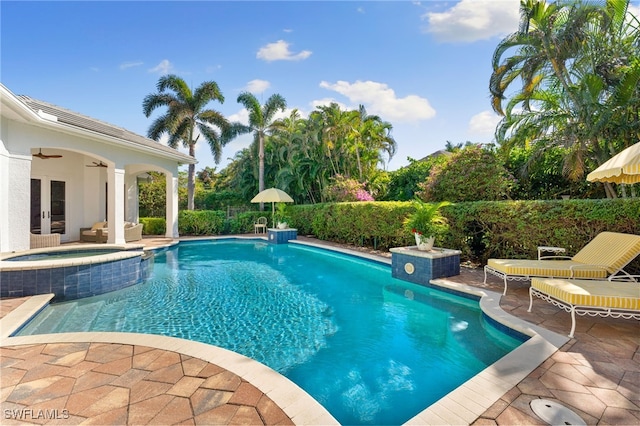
[
  {"xmin": 148, "ymin": 59, "xmax": 173, "ymax": 74},
  {"xmin": 120, "ymin": 61, "xmax": 143, "ymax": 70},
  {"xmin": 628, "ymin": 3, "xmax": 639, "ymax": 19},
  {"xmin": 423, "ymin": 0, "xmax": 520, "ymax": 43},
  {"xmin": 228, "ymin": 108, "xmax": 250, "ymax": 125},
  {"xmin": 256, "ymin": 40, "xmax": 312, "ymax": 62},
  {"xmin": 319, "ymin": 80, "xmax": 436, "ymax": 123},
  {"xmin": 467, "ymin": 110, "xmax": 501, "ymax": 139},
  {"xmin": 245, "ymin": 79, "xmax": 271, "ymax": 94}
]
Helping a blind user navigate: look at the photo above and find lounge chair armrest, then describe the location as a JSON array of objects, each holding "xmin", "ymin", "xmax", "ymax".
[
  {"xmin": 539, "ymin": 255, "xmax": 572, "ymax": 260},
  {"xmin": 568, "ymin": 264, "xmax": 609, "ymax": 278},
  {"xmin": 537, "ymin": 246, "xmax": 567, "ymax": 259},
  {"xmin": 609, "ymin": 275, "xmax": 640, "ymax": 282},
  {"xmin": 569, "ymin": 264, "xmax": 609, "ymax": 271}
]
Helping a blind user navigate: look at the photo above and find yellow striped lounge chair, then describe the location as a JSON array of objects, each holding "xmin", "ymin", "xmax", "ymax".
[
  {"xmin": 528, "ymin": 277, "xmax": 640, "ymax": 338},
  {"xmin": 484, "ymin": 232, "xmax": 640, "ymax": 295}
]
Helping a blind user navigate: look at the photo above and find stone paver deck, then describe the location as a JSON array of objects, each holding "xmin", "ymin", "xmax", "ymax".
[
  {"xmin": 1, "ymin": 235, "xmax": 639, "ymax": 425},
  {"xmin": 1, "ymin": 341, "xmax": 293, "ymax": 425}
]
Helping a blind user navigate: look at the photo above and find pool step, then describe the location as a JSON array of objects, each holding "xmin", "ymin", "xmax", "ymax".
[
  {"xmin": 21, "ymin": 302, "xmax": 76, "ymax": 334},
  {"xmin": 58, "ymin": 300, "xmax": 105, "ymax": 331}
]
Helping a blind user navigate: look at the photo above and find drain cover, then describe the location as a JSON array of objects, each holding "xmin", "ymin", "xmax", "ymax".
[{"xmin": 530, "ymin": 399, "xmax": 586, "ymax": 426}]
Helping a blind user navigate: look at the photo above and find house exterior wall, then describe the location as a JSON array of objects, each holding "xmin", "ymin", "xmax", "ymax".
[{"xmin": 0, "ymin": 85, "xmax": 191, "ymax": 253}]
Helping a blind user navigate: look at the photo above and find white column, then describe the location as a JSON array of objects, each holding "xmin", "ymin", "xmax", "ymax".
[
  {"xmin": 0, "ymin": 152, "xmax": 31, "ymax": 252},
  {"xmin": 125, "ymin": 174, "xmax": 139, "ymax": 223},
  {"xmin": 107, "ymin": 167, "xmax": 126, "ymax": 244},
  {"xmin": 166, "ymin": 173, "xmax": 179, "ymax": 238}
]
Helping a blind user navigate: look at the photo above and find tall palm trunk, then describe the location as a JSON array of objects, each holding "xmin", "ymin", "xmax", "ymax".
[
  {"xmin": 188, "ymin": 144, "xmax": 196, "ymax": 210},
  {"xmin": 258, "ymin": 132, "xmax": 265, "ymax": 211}
]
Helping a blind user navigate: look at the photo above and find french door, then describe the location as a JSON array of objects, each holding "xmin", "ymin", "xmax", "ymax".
[{"xmin": 31, "ymin": 177, "xmax": 67, "ymax": 238}]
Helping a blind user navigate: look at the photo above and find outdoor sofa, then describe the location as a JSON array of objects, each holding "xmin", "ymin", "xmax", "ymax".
[{"xmin": 80, "ymin": 221, "xmax": 143, "ymax": 243}]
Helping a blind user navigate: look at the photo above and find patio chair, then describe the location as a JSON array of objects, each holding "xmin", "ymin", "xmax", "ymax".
[
  {"xmin": 484, "ymin": 232, "xmax": 640, "ymax": 295},
  {"xmin": 528, "ymin": 277, "xmax": 640, "ymax": 338},
  {"xmin": 30, "ymin": 232, "xmax": 61, "ymax": 249},
  {"xmin": 124, "ymin": 222, "xmax": 143, "ymax": 242},
  {"xmin": 254, "ymin": 216, "xmax": 268, "ymax": 234}
]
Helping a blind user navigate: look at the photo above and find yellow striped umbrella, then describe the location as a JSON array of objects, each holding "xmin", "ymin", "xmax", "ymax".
[{"xmin": 587, "ymin": 142, "xmax": 640, "ymax": 184}]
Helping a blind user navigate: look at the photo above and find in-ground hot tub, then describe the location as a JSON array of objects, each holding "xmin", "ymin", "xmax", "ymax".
[{"xmin": 0, "ymin": 245, "xmax": 153, "ymax": 301}]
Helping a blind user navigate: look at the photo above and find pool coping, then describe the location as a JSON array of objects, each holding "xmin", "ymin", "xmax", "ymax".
[
  {"xmin": 0, "ymin": 243, "xmax": 146, "ymax": 271},
  {"xmin": 0, "ymin": 237, "xmax": 569, "ymax": 425}
]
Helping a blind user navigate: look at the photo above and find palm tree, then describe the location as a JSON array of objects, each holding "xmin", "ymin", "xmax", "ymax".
[
  {"xmin": 351, "ymin": 105, "xmax": 397, "ymax": 177},
  {"xmin": 143, "ymin": 75, "xmax": 230, "ymax": 210},
  {"xmin": 489, "ymin": 0, "xmax": 640, "ymax": 197},
  {"xmin": 227, "ymin": 92, "xmax": 286, "ymax": 209}
]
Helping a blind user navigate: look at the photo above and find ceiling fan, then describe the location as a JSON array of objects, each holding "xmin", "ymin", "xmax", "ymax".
[
  {"xmin": 86, "ymin": 161, "xmax": 108, "ymax": 168},
  {"xmin": 33, "ymin": 148, "xmax": 63, "ymax": 159}
]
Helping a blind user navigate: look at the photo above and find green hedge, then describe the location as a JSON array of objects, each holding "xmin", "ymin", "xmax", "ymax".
[
  {"xmin": 178, "ymin": 210, "xmax": 226, "ymax": 235},
  {"xmin": 441, "ymin": 199, "xmax": 640, "ymax": 263},
  {"xmin": 139, "ymin": 217, "xmax": 166, "ymax": 235},
  {"xmin": 142, "ymin": 198, "xmax": 640, "ymax": 269},
  {"xmin": 289, "ymin": 202, "xmax": 415, "ymax": 250},
  {"xmin": 288, "ymin": 199, "xmax": 640, "ymax": 265},
  {"xmin": 142, "ymin": 211, "xmax": 269, "ymax": 236}
]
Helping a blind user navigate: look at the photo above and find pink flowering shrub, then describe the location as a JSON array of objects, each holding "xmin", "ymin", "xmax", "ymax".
[{"xmin": 323, "ymin": 175, "xmax": 375, "ymax": 202}]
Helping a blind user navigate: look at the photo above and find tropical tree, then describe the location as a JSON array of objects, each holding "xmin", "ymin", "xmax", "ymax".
[
  {"xmin": 220, "ymin": 102, "xmax": 399, "ymax": 204},
  {"xmin": 490, "ymin": 0, "xmax": 640, "ymax": 198},
  {"xmin": 383, "ymin": 156, "xmax": 445, "ymax": 201},
  {"xmin": 143, "ymin": 75, "xmax": 230, "ymax": 209},
  {"xmin": 227, "ymin": 92, "xmax": 287, "ymax": 208},
  {"xmin": 348, "ymin": 105, "xmax": 397, "ymax": 180},
  {"xmin": 419, "ymin": 145, "xmax": 515, "ymax": 202}
]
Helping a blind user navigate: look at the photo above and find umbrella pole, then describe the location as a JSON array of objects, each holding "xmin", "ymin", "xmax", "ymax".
[{"xmin": 272, "ymin": 202, "xmax": 275, "ymax": 228}]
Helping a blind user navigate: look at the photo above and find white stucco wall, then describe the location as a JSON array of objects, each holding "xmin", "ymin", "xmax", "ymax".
[{"xmin": 1, "ymin": 90, "xmax": 188, "ymax": 253}]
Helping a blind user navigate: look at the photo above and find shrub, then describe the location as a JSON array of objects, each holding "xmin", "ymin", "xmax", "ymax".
[
  {"xmin": 420, "ymin": 145, "xmax": 515, "ymax": 202},
  {"xmin": 323, "ymin": 175, "xmax": 374, "ymax": 202},
  {"xmin": 140, "ymin": 217, "xmax": 166, "ymax": 235},
  {"xmin": 178, "ymin": 210, "xmax": 225, "ymax": 235},
  {"xmin": 288, "ymin": 198, "xmax": 640, "ymax": 267}
]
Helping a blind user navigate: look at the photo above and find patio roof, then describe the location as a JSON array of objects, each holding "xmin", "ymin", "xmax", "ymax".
[
  {"xmin": 1, "ymin": 83, "xmax": 195, "ymax": 165},
  {"xmin": 18, "ymin": 95, "xmax": 196, "ymax": 164}
]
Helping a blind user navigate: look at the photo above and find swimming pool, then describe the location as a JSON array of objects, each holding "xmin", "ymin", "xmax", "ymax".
[{"xmin": 17, "ymin": 240, "xmax": 524, "ymax": 425}]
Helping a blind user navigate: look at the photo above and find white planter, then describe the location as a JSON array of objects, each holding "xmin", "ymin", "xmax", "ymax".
[
  {"xmin": 414, "ymin": 233, "xmax": 435, "ymax": 251},
  {"xmin": 277, "ymin": 222, "xmax": 288, "ymax": 229}
]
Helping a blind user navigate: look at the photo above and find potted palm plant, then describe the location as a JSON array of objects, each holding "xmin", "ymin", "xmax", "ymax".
[
  {"xmin": 403, "ymin": 199, "xmax": 450, "ymax": 251},
  {"xmin": 275, "ymin": 202, "xmax": 290, "ymax": 229}
]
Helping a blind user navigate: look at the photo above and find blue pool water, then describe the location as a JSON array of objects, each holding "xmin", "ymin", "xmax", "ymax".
[{"xmin": 18, "ymin": 240, "xmax": 524, "ymax": 424}]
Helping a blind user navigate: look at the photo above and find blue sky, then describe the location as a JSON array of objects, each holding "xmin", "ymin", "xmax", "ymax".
[{"xmin": 3, "ymin": 1, "xmax": 638, "ymax": 173}]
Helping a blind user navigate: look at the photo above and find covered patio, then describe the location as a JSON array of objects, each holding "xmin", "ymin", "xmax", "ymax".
[{"xmin": 0, "ymin": 84, "xmax": 195, "ymax": 253}]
